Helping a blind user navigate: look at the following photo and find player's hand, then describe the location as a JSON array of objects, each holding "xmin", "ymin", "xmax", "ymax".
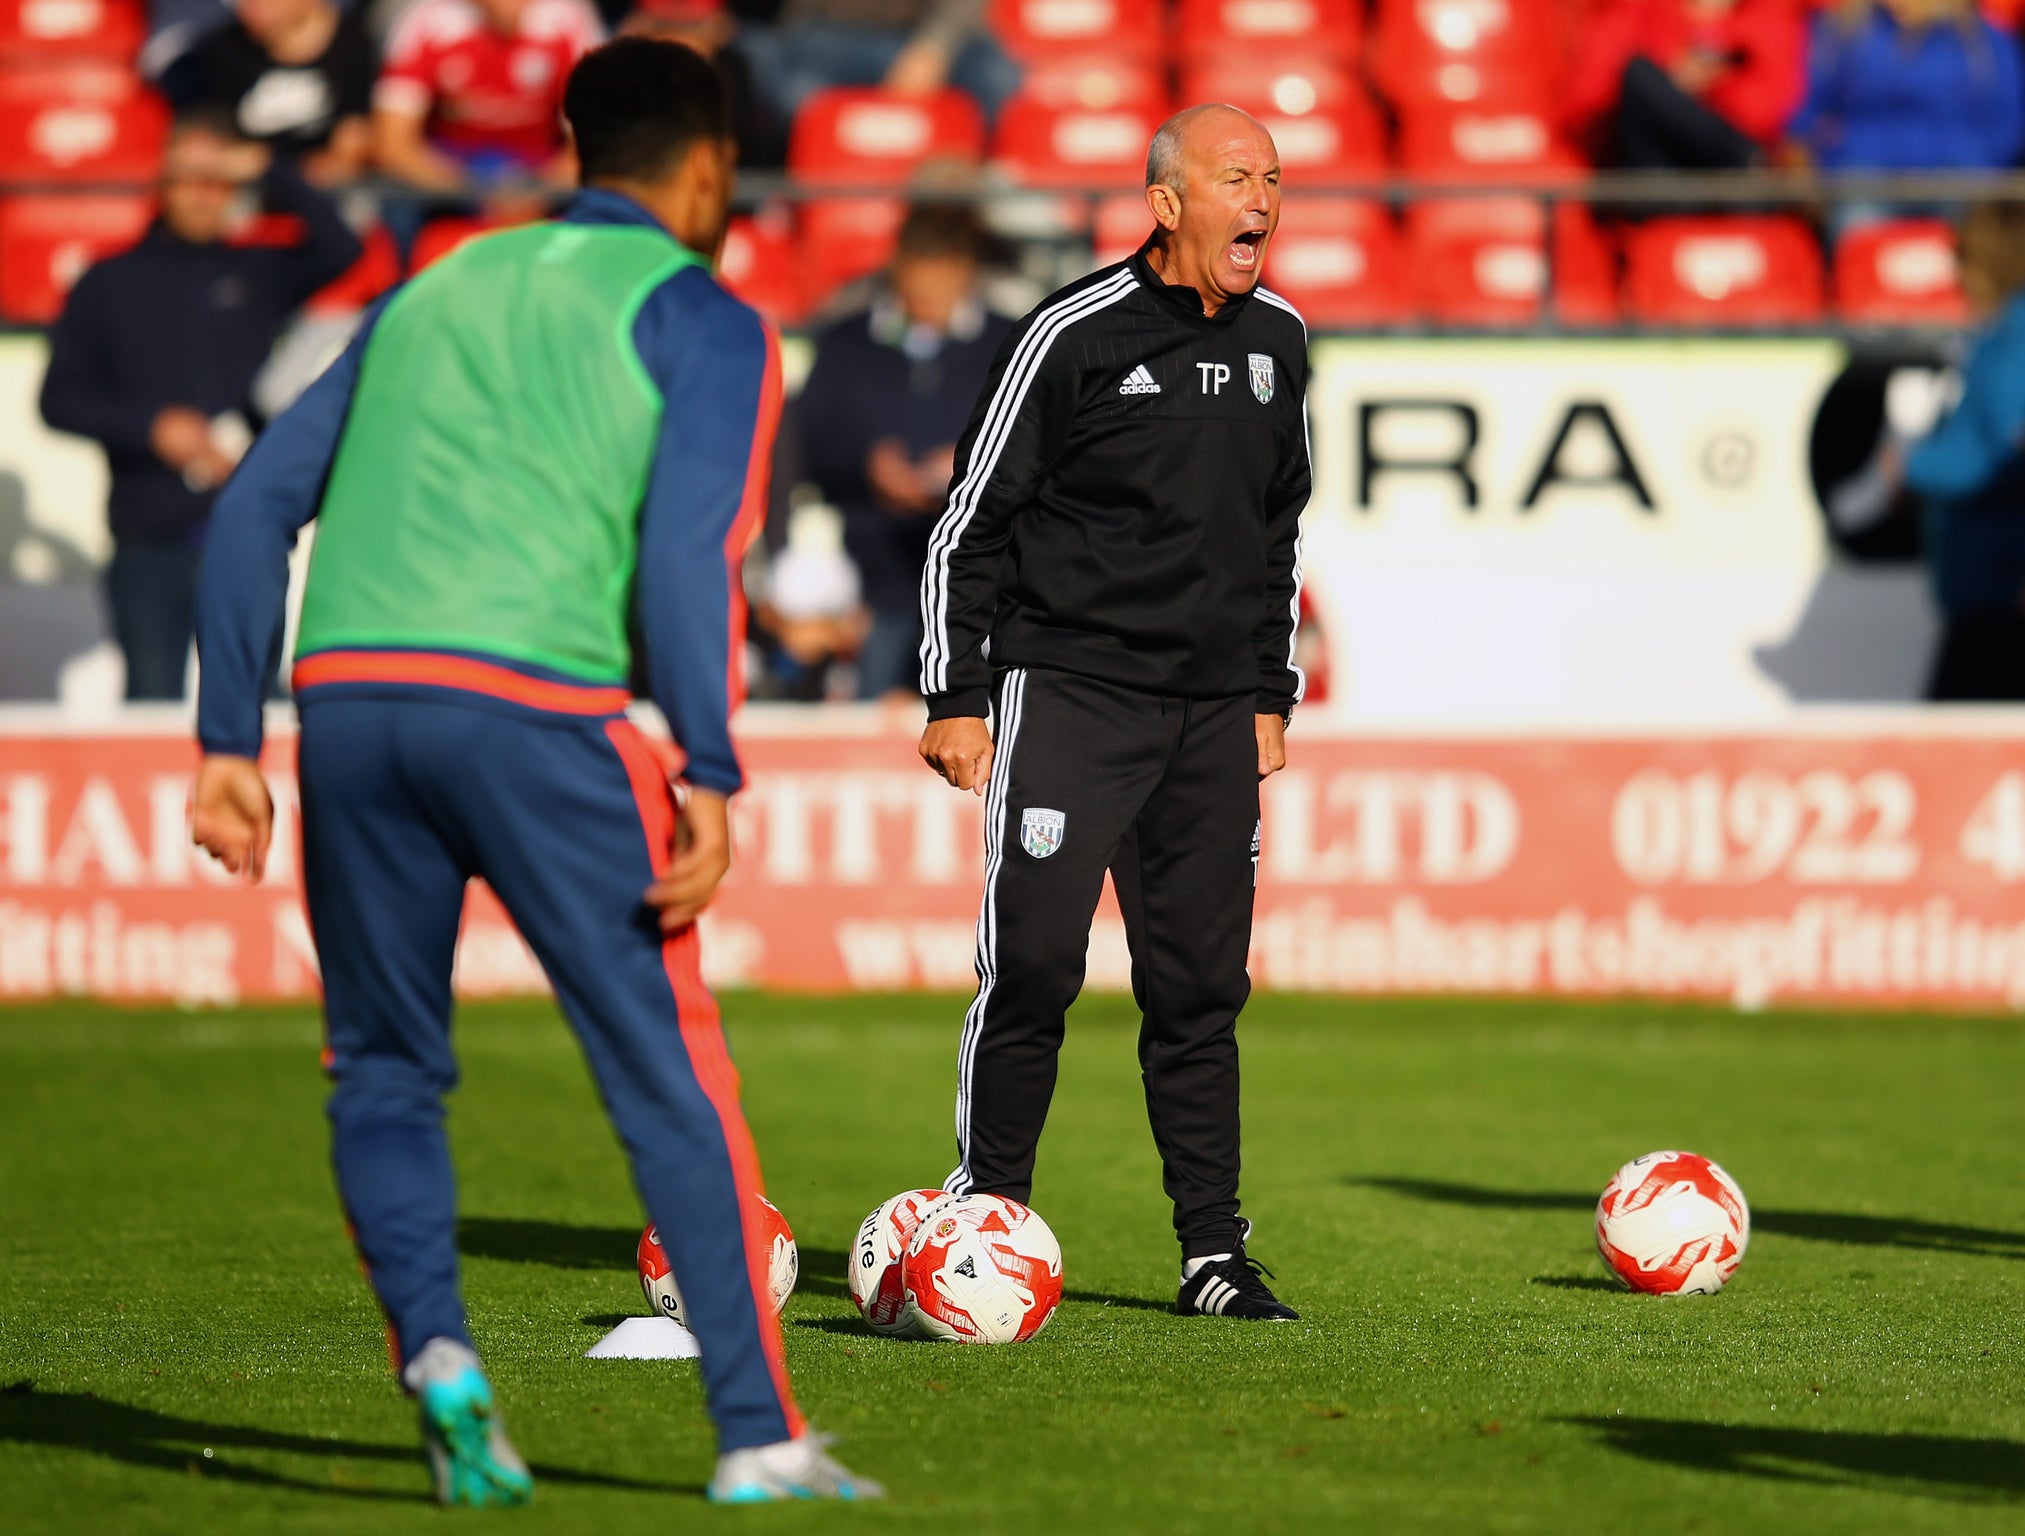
[
  {"xmin": 191, "ymin": 754, "xmax": 275, "ymax": 883},
  {"xmin": 646, "ymin": 786, "xmax": 731, "ymax": 932},
  {"xmin": 919, "ymin": 716, "xmax": 994, "ymax": 795},
  {"xmin": 1255, "ymin": 713, "xmax": 1287, "ymax": 779}
]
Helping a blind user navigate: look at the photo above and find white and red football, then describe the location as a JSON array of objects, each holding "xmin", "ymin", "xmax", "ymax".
[
  {"xmin": 639, "ymin": 1194, "xmax": 798, "ymax": 1330},
  {"xmin": 900, "ymin": 1192, "xmax": 1063, "ymax": 1344},
  {"xmin": 848, "ymin": 1188, "xmax": 950, "ymax": 1336},
  {"xmin": 1595, "ymin": 1150, "xmax": 1750, "ymax": 1296}
]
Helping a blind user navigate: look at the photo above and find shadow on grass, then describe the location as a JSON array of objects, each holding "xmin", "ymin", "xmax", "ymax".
[
  {"xmin": 459, "ymin": 1216, "xmax": 634, "ymax": 1270},
  {"xmin": 1357, "ymin": 1179, "xmax": 2025, "ymax": 1260},
  {"xmin": 790, "ymin": 1317, "xmax": 927, "ymax": 1341},
  {"xmin": 1529, "ymin": 1275, "xmax": 1621, "ymax": 1292},
  {"xmin": 1563, "ymin": 1415, "xmax": 2025, "ymax": 1499},
  {"xmin": 793, "ymin": 1248, "xmax": 851, "ymax": 1300},
  {"xmin": 1063, "ymin": 1290, "xmax": 1176, "ymax": 1314},
  {"xmin": 456, "ymin": 1218, "xmax": 850, "ymax": 1299},
  {"xmin": 0, "ymin": 1382, "xmax": 701, "ymax": 1502}
]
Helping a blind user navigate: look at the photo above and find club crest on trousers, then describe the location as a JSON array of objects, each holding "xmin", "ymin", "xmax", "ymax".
[
  {"xmin": 1248, "ymin": 353, "xmax": 1274, "ymax": 405},
  {"xmin": 1020, "ymin": 808, "xmax": 1066, "ymax": 859}
]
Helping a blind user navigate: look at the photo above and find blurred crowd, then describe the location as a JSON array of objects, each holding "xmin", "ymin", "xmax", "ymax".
[
  {"xmin": 141, "ymin": 0, "xmax": 1019, "ymax": 188},
  {"xmin": 19, "ymin": 0, "xmax": 2025, "ymax": 703},
  {"xmin": 119, "ymin": 0, "xmax": 2025, "ymax": 198}
]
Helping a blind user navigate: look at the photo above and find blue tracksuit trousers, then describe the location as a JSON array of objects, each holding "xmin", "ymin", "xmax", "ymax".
[{"xmin": 296, "ymin": 684, "xmax": 802, "ymax": 1452}]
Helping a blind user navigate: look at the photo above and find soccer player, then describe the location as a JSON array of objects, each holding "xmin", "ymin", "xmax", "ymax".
[
  {"xmin": 189, "ymin": 38, "xmax": 880, "ymax": 1507},
  {"xmin": 917, "ymin": 105, "xmax": 1308, "ymax": 1321}
]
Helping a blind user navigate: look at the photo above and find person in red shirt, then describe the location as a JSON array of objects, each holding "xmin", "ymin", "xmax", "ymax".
[
  {"xmin": 1563, "ymin": 0, "xmax": 1807, "ymax": 170},
  {"xmin": 372, "ymin": 0, "xmax": 603, "ymax": 192}
]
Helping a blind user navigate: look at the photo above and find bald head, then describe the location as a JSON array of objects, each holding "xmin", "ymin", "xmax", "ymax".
[
  {"xmin": 1145, "ymin": 103, "xmax": 1272, "ymax": 197},
  {"xmin": 1139, "ymin": 103, "xmax": 1281, "ymax": 316}
]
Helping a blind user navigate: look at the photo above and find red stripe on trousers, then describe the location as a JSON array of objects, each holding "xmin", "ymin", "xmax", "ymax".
[{"xmin": 604, "ymin": 717, "xmax": 804, "ymax": 1439}]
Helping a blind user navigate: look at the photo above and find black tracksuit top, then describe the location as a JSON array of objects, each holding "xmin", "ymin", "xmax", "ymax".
[{"xmin": 919, "ymin": 243, "xmax": 1312, "ymax": 722}]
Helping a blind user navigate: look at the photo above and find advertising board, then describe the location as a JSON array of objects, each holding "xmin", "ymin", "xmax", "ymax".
[{"xmin": 3, "ymin": 712, "xmax": 2022, "ymax": 1010}]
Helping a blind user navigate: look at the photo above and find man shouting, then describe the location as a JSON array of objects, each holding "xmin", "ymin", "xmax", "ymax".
[{"xmin": 917, "ymin": 104, "xmax": 1309, "ymax": 1320}]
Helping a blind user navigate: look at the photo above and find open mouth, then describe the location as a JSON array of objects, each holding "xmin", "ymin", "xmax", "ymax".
[{"xmin": 1227, "ymin": 229, "xmax": 1266, "ymax": 272}]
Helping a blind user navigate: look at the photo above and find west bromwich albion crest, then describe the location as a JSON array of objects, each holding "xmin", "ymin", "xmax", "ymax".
[
  {"xmin": 1248, "ymin": 353, "xmax": 1274, "ymax": 404},
  {"xmin": 1020, "ymin": 807, "xmax": 1066, "ymax": 859}
]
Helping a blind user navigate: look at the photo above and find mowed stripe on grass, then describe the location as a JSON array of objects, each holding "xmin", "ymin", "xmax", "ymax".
[{"xmin": 0, "ymin": 993, "xmax": 2020, "ymax": 1535}]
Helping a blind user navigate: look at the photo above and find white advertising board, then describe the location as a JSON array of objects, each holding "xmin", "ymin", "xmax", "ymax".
[{"xmin": 1300, "ymin": 338, "xmax": 1937, "ymax": 724}]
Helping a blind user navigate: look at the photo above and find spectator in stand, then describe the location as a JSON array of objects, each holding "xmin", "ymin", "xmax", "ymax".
[
  {"xmin": 164, "ymin": 0, "xmax": 378, "ymax": 183},
  {"xmin": 738, "ymin": 0, "xmax": 1019, "ymax": 130},
  {"xmin": 1564, "ymin": 0, "xmax": 1807, "ymax": 172},
  {"xmin": 38, "ymin": 111, "xmax": 361, "ymax": 701},
  {"xmin": 621, "ymin": 0, "xmax": 774, "ymax": 163},
  {"xmin": 1788, "ymin": 0, "xmax": 2024, "ymax": 236},
  {"xmin": 796, "ymin": 203, "xmax": 1011, "ymax": 699},
  {"xmin": 372, "ymin": 0, "xmax": 602, "ymax": 193}
]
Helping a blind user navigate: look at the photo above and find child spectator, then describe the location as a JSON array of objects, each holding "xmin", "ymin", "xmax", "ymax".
[
  {"xmin": 372, "ymin": 0, "xmax": 603, "ymax": 192},
  {"xmin": 1564, "ymin": 0, "xmax": 1807, "ymax": 171},
  {"xmin": 165, "ymin": 0, "xmax": 377, "ymax": 183},
  {"xmin": 1789, "ymin": 0, "xmax": 2024, "ymax": 234}
]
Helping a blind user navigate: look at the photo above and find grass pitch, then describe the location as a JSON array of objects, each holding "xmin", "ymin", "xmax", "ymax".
[{"xmin": 1, "ymin": 993, "xmax": 2020, "ymax": 1535}]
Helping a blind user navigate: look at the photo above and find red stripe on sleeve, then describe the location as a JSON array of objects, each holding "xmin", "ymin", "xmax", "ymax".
[{"xmin": 723, "ymin": 322, "xmax": 782, "ymax": 718}]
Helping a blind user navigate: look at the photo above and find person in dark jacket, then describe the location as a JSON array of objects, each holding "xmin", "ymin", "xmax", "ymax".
[
  {"xmin": 797, "ymin": 202, "xmax": 1011, "ymax": 699},
  {"xmin": 39, "ymin": 108, "xmax": 361, "ymax": 701},
  {"xmin": 916, "ymin": 106, "xmax": 1310, "ymax": 1320}
]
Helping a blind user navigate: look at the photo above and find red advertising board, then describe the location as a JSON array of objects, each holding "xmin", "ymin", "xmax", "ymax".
[{"xmin": 2, "ymin": 716, "xmax": 2024, "ymax": 1009}]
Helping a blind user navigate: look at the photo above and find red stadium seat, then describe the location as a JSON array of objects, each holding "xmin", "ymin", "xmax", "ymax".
[
  {"xmin": 1260, "ymin": 198, "xmax": 1409, "ymax": 324},
  {"xmin": 1401, "ymin": 196, "xmax": 1614, "ymax": 324},
  {"xmin": 1256, "ymin": 106, "xmax": 1387, "ymax": 177},
  {"xmin": 1408, "ymin": 198, "xmax": 1546, "ymax": 324},
  {"xmin": 1396, "ymin": 100, "xmax": 1581, "ymax": 178},
  {"xmin": 1178, "ymin": 58, "xmax": 1362, "ymax": 117},
  {"xmin": 1017, "ymin": 56, "xmax": 1167, "ymax": 112},
  {"xmin": 990, "ymin": 0, "xmax": 1164, "ymax": 57},
  {"xmin": 1092, "ymin": 190, "xmax": 1150, "ymax": 264},
  {"xmin": 408, "ymin": 216, "xmax": 499, "ymax": 273},
  {"xmin": 788, "ymin": 88, "xmax": 985, "ymax": 185},
  {"xmin": 0, "ymin": 191, "xmax": 149, "ymax": 322},
  {"xmin": 0, "ymin": 0, "xmax": 145, "ymax": 57},
  {"xmin": 798, "ymin": 197, "xmax": 906, "ymax": 300},
  {"xmin": 1551, "ymin": 197, "xmax": 1618, "ymax": 325},
  {"xmin": 1623, "ymin": 216, "xmax": 1825, "ymax": 325},
  {"xmin": 1175, "ymin": 0, "xmax": 1362, "ymax": 58},
  {"xmin": 309, "ymin": 223, "xmax": 401, "ymax": 315},
  {"xmin": 0, "ymin": 61, "xmax": 166, "ymax": 184},
  {"xmin": 233, "ymin": 213, "xmax": 402, "ymax": 313},
  {"xmin": 718, "ymin": 209, "xmax": 808, "ymax": 326},
  {"xmin": 1834, "ymin": 219, "xmax": 1968, "ymax": 325},
  {"xmin": 1370, "ymin": 0, "xmax": 1560, "ymax": 107},
  {"xmin": 993, "ymin": 96, "xmax": 1163, "ymax": 187}
]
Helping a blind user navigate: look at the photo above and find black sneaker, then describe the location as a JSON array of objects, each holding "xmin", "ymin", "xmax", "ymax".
[{"xmin": 1177, "ymin": 1253, "xmax": 1300, "ymax": 1320}]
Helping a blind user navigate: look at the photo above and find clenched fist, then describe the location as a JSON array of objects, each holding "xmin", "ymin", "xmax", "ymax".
[{"xmin": 919, "ymin": 715, "xmax": 995, "ymax": 795}]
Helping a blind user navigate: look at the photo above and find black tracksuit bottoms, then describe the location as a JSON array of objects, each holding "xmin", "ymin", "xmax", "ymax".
[{"xmin": 947, "ymin": 665, "xmax": 1259, "ymax": 1259}]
